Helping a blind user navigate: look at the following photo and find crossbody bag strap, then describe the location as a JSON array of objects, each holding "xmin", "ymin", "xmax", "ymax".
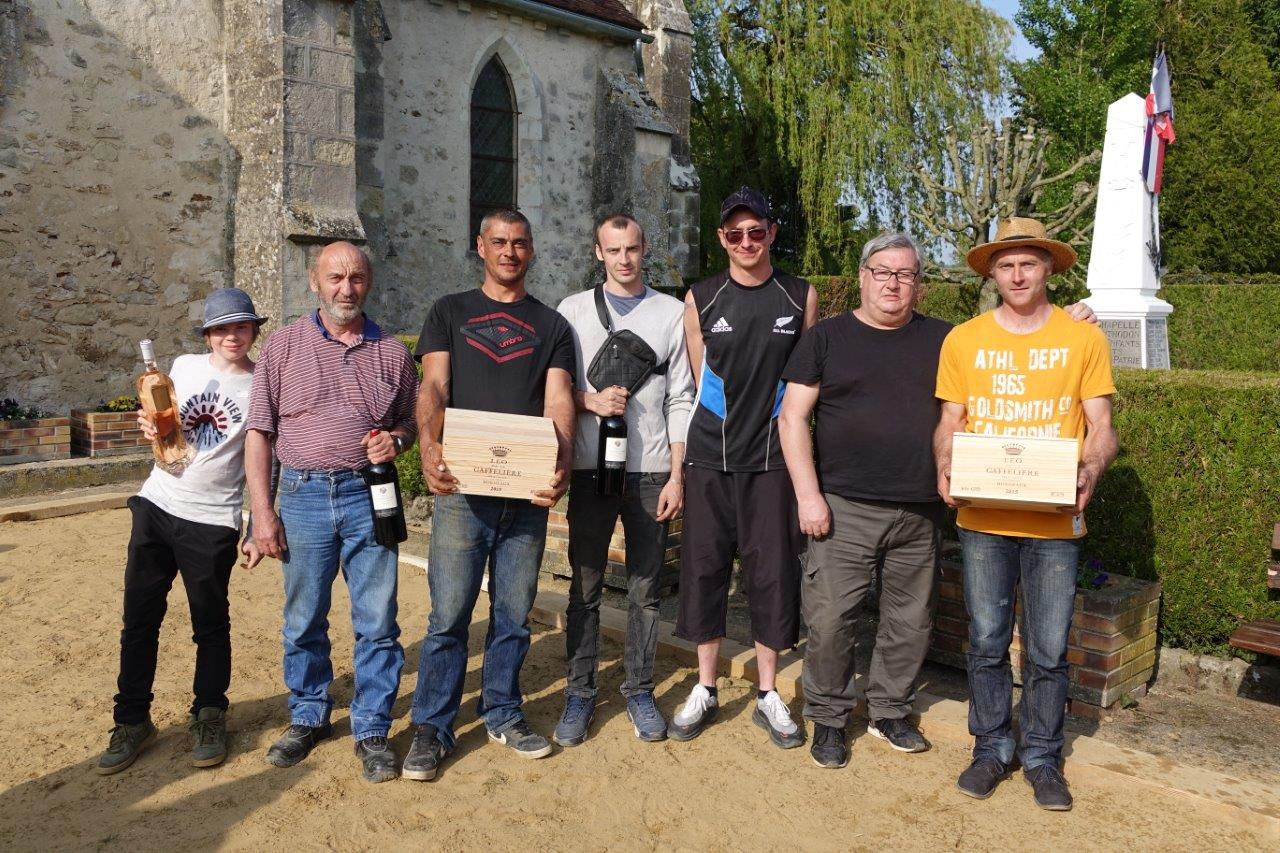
[{"xmin": 592, "ymin": 284, "xmax": 614, "ymax": 334}]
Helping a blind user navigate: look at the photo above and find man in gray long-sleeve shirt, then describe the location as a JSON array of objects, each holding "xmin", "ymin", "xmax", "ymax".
[{"xmin": 552, "ymin": 213, "xmax": 694, "ymax": 746}]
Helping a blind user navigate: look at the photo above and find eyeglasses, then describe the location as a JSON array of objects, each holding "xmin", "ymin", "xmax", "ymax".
[
  {"xmin": 862, "ymin": 266, "xmax": 920, "ymax": 284},
  {"xmin": 722, "ymin": 226, "xmax": 769, "ymax": 245}
]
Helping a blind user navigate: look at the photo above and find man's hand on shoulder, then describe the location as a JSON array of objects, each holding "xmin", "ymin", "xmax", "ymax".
[{"xmin": 1064, "ymin": 302, "xmax": 1098, "ymax": 325}]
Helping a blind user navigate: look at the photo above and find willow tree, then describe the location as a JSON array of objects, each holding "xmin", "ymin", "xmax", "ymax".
[
  {"xmin": 911, "ymin": 119, "xmax": 1100, "ymax": 312},
  {"xmin": 698, "ymin": 1, "xmax": 1010, "ymax": 272}
]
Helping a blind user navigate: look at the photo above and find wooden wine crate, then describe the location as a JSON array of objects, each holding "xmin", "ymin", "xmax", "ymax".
[
  {"xmin": 442, "ymin": 408, "xmax": 559, "ymax": 501},
  {"xmin": 949, "ymin": 432, "xmax": 1079, "ymax": 512}
]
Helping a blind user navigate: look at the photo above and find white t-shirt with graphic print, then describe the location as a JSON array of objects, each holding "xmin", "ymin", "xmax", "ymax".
[{"xmin": 138, "ymin": 354, "xmax": 254, "ymax": 532}]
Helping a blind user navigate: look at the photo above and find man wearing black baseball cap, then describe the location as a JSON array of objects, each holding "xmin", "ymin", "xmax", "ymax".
[{"xmin": 670, "ymin": 187, "xmax": 817, "ymax": 748}]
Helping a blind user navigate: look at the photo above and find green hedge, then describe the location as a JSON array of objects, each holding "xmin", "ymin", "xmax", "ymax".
[
  {"xmin": 1163, "ymin": 285, "xmax": 1280, "ymax": 372},
  {"xmin": 808, "ymin": 277, "xmax": 1280, "ymax": 373},
  {"xmin": 1086, "ymin": 369, "xmax": 1280, "ymax": 653},
  {"xmin": 395, "ymin": 334, "xmax": 428, "ymax": 499}
]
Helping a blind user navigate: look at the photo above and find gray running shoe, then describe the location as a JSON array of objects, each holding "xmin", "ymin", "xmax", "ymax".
[
  {"xmin": 488, "ymin": 720, "xmax": 553, "ymax": 759},
  {"xmin": 96, "ymin": 720, "xmax": 157, "ymax": 775},
  {"xmin": 189, "ymin": 707, "xmax": 228, "ymax": 767},
  {"xmin": 670, "ymin": 684, "xmax": 718, "ymax": 741},
  {"xmin": 752, "ymin": 690, "xmax": 804, "ymax": 749}
]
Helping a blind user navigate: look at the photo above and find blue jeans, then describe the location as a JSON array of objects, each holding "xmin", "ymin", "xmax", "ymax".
[
  {"xmin": 410, "ymin": 493, "xmax": 548, "ymax": 748},
  {"xmin": 958, "ymin": 528, "xmax": 1079, "ymax": 771},
  {"xmin": 279, "ymin": 467, "xmax": 403, "ymax": 741}
]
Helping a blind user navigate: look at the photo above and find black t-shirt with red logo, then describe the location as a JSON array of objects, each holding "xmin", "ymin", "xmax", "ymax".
[{"xmin": 417, "ymin": 288, "xmax": 576, "ymax": 416}]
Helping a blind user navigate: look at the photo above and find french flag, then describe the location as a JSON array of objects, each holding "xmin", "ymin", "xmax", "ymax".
[{"xmin": 1142, "ymin": 50, "xmax": 1176, "ymax": 195}]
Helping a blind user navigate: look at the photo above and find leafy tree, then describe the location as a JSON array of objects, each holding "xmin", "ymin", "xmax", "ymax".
[
  {"xmin": 689, "ymin": 1, "xmax": 1009, "ymax": 275},
  {"xmin": 1158, "ymin": 0, "xmax": 1280, "ymax": 272},
  {"xmin": 1011, "ymin": 1, "xmax": 1157, "ymax": 231}
]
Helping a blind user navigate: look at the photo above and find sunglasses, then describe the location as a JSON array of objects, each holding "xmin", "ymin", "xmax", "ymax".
[{"xmin": 722, "ymin": 226, "xmax": 769, "ymax": 245}]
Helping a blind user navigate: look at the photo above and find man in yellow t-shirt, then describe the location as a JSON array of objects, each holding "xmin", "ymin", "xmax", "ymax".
[{"xmin": 933, "ymin": 217, "xmax": 1118, "ymax": 812}]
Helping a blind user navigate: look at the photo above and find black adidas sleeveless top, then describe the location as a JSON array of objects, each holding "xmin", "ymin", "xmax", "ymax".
[{"xmin": 685, "ymin": 270, "xmax": 809, "ymax": 472}]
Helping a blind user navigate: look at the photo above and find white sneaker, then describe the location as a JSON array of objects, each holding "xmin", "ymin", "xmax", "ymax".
[
  {"xmin": 753, "ymin": 690, "xmax": 803, "ymax": 748},
  {"xmin": 669, "ymin": 683, "xmax": 718, "ymax": 741}
]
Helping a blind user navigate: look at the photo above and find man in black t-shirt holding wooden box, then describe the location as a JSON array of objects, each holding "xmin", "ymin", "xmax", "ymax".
[{"xmin": 404, "ymin": 209, "xmax": 577, "ymax": 781}]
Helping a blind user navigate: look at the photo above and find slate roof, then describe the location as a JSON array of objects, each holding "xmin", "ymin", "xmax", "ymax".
[{"xmin": 530, "ymin": 1, "xmax": 645, "ymax": 32}]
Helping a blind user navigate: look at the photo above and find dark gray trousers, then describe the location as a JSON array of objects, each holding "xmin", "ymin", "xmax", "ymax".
[
  {"xmin": 565, "ymin": 470, "xmax": 670, "ymax": 698},
  {"xmin": 801, "ymin": 494, "xmax": 942, "ymax": 727}
]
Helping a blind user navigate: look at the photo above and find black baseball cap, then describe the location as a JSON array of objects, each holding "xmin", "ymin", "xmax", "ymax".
[{"xmin": 719, "ymin": 186, "xmax": 770, "ymax": 225}]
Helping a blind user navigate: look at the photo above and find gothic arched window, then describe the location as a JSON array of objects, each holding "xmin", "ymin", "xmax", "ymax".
[{"xmin": 469, "ymin": 56, "xmax": 517, "ymax": 242}]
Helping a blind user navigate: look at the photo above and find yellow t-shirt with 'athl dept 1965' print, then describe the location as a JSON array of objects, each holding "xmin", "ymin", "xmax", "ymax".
[{"xmin": 935, "ymin": 306, "xmax": 1115, "ymax": 539}]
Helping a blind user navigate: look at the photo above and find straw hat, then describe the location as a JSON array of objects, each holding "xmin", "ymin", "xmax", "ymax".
[{"xmin": 965, "ymin": 216, "xmax": 1077, "ymax": 277}]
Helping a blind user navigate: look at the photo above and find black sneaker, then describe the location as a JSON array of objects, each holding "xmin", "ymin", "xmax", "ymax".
[
  {"xmin": 487, "ymin": 720, "xmax": 553, "ymax": 759},
  {"xmin": 402, "ymin": 724, "xmax": 446, "ymax": 781},
  {"xmin": 809, "ymin": 723, "xmax": 849, "ymax": 769},
  {"xmin": 96, "ymin": 720, "xmax": 157, "ymax": 775},
  {"xmin": 1025, "ymin": 764, "xmax": 1073, "ymax": 811},
  {"xmin": 867, "ymin": 717, "xmax": 929, "ymax": 753},
  {"xmin": 264, "ymin": 722, "xmax": 332, "ymax": 768},
  {"xmin": 956, "ymin": 757, "xmax": 1007, "ymax": 799},
  {"xmin": 354, "ymin": 736, "xmax": 398, "ymax": 783}
]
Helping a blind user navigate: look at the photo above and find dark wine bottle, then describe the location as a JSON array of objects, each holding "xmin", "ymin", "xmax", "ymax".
[
  {"xmin": 363, "ymin": 430, "xmax": 407, "ymax": 548},
  {"xmin": 596, "ymin": 415, "xmax": 627, "ymax": 496}
]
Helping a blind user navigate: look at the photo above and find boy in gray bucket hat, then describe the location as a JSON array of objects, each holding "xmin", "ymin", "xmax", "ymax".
[{"xmin": 97, "ymin": 288, "xmax": 267, "ymax": 775}]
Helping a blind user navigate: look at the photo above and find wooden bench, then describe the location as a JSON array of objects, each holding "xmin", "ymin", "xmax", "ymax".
[{"xmin": 1227, "ymin": 523, "xmax": 1280, "ymax": 658}]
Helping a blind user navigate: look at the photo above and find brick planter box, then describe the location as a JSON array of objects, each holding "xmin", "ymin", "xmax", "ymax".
[
  {"xmin": 0, "ymin": 416, "xmax": 71, "ymax": 464},
  {"xmin": 70, "ymin": 409, "xmax": 149, "ymax": 458},
  {"xmin": 929, "ymin": 551, "xmax": 1161, "ymax": 718},
  {"xmin": 543, "ymin": 499, "xmax": 681, "ymax": 594}
]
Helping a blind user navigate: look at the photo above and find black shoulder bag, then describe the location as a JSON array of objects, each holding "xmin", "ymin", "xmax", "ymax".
[{"xmin": 585, "ymin": 285, "xmax": 667, "ymax": 394}]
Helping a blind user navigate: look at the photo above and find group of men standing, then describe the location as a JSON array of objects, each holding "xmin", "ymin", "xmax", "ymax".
[{"xmin": 101, "ymin": 183, "xmax": 1116, "ymax": 813}]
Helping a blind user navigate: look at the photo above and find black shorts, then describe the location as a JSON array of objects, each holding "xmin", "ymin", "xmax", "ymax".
[{"xmin": 675, "ymin": 466, "xmax": 803, "ymax": 650}]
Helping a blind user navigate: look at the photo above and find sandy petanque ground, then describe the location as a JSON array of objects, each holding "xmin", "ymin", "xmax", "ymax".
[{"xmin": 0, "ymin": 508, "xmax": 1274, "ymax": 851}]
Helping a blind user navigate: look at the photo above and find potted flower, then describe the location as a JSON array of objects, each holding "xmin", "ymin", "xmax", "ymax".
[
  {"xmin": 71, "ymin": 395, "xmax": 149, "ymax": 458},
  {"xmin": 0, "ymin": 398, "xmax": 70, "ymax": 464}
]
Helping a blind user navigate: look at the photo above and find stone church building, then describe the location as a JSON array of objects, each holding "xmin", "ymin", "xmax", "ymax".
[{"xmin": 0, "ymin": 0, "xmax": 698, "ymax": 408}]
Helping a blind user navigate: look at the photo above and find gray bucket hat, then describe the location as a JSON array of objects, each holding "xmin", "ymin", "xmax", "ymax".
[{"xmin": 199, "ymin": 288, "xmax": 269, "ymax": 333}]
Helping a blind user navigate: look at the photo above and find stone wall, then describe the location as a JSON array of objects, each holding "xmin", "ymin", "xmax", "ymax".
[
  {"xmin": 363, "ymin": 0, "xmax": 639, "ymax": 331},
  {"xmin": 0, "ymin": 0, "xmax": 697, "ymax": 410},
  {"xmin": 0, "ymin": 0, "xmax": 232, "ymax": 410}
]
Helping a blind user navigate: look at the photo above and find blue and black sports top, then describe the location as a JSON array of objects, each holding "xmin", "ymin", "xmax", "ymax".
[{"xmin": 685, "ymin": 270, "xmax": 809, "ymax": 472}]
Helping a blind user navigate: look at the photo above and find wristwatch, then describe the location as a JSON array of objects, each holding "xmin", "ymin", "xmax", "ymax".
[{"xmin": 391, "ymin": 434, "xmax": 406, "ymax": 455}]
